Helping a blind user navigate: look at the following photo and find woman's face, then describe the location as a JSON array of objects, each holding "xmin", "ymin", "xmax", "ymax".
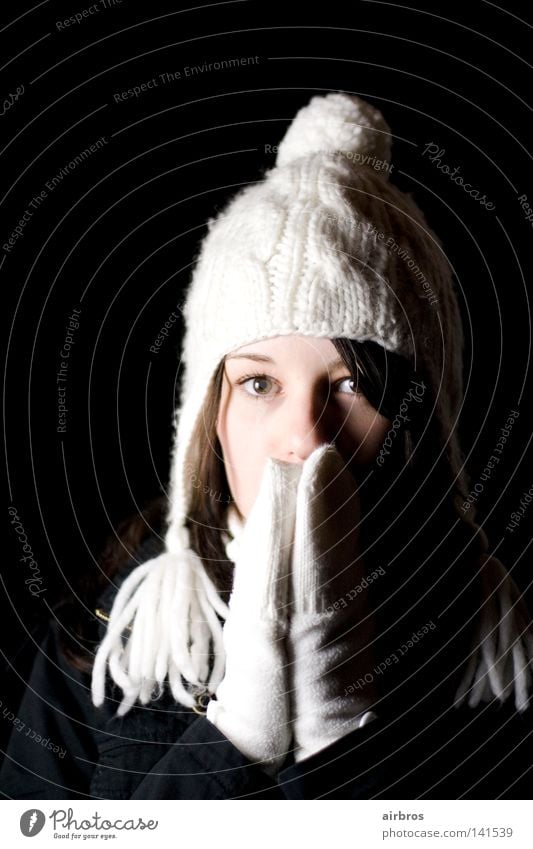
[{"xmin": 216, "ymin": 335, "xmax": 392, "ymax": 519}]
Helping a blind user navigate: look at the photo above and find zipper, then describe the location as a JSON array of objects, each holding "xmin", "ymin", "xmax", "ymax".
[{"xmin": 94, "ymin": 607, "xmax": 132, "ymax": 632}]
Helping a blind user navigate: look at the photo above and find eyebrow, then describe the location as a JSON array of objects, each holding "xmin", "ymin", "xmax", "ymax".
[{"xmin": 226, "ymin": 353, "xmax": 347, "ymax": 370}]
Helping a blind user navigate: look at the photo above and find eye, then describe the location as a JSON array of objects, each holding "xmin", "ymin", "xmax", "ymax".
[
  {"xmin": 237, "ymin": 372, "xmax": 279, "ymax": 399},
  {"xmin": 336, "ymin": 376, "xmax": 360, "ymax": 395},
  {"xmin": 235, "ymin": 372, "xmax": 362, "ymax": 400}
]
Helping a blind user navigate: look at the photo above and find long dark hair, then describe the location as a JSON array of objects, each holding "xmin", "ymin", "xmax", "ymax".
[{"xmin": 59, "ymin": 337, "xmax": 484, "ymax": 701}]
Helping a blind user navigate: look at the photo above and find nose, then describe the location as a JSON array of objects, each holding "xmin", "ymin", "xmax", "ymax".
[{"xmin": 283, "ymin": 392, "xmax": 335, "ymax": 463}]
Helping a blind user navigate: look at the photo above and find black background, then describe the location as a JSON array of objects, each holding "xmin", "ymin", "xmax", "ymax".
[{"xmin": 2, "ymin": 0, "xmax": 533, "ymax": 749}]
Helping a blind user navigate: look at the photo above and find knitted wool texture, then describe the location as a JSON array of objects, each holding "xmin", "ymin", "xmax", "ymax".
[{"xmin": 91, "ymin": 92, "xmax": 533, "ymax": 718}]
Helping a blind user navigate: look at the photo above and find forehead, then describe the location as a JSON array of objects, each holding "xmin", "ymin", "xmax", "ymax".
[{"xmin": 226, "ymin": 335, "xmax": 340, "ymax": 363}]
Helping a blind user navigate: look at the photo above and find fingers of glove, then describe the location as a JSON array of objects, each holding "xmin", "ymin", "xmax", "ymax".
[
  {"xmin": 292, "ymin": 443, "xmax": 365, "ymax": 614},
  {"xmin": 229, "ymin": 456, "xmax": 302, "ymax": 620}
]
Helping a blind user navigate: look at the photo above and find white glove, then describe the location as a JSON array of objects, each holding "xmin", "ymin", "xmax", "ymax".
[
  {"xmin": 287, "ymin": 443, "xmax": 379, "ymax": 763},
  {"xmin": 206, "ymin": 456, "xmax": 302, "ymax": 776}
]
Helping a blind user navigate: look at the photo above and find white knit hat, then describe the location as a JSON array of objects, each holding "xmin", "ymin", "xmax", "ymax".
[{"xmin": 91, "ymin": 92, "xmax": 533, "ymax": 717}]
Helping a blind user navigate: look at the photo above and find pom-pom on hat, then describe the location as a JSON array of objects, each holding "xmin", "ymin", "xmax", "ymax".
[{"xmin": 91, "ymin": 92, "xmax": 533, "ymax": 717}]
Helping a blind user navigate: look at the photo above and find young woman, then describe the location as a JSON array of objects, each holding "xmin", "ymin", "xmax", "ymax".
[{"xmin": 2, "ymin": 92, "xmax": 533, "ymax": 800}]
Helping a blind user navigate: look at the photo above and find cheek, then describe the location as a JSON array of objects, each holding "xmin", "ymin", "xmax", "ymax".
[
  {"xmin": 342, "ymin": 403, "xmax": 391, "ymax": 462},
  {"xmin": 224, "ymin": 395, "xmax": 265, "ymax": 456},
  {"xmin": 370, "ymin": 416, "xmax": 393, "ymax": 452}
]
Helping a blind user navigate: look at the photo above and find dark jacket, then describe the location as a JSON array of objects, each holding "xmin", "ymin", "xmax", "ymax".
[{"xmin": 1, "ymin": 536, "xmax": 532, "ymax": 800}]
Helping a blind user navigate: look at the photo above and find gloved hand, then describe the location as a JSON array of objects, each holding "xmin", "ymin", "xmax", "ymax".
[
  {"xmin": 206, "ymin": 456, "xmax": 302, "ymax": 776},
  {"xmin": 287, "ymin": 443, "xmax": 379, "ymax": 763}
]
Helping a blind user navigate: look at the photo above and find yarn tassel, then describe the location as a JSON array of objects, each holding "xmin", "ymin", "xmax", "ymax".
[
  {"xmin": 91, "ymin": 547, "xmax": 230, "ymax": 717},
  {"xmin": 453, "ymin": 553, "xmax": 533, "ymax": 713}
]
